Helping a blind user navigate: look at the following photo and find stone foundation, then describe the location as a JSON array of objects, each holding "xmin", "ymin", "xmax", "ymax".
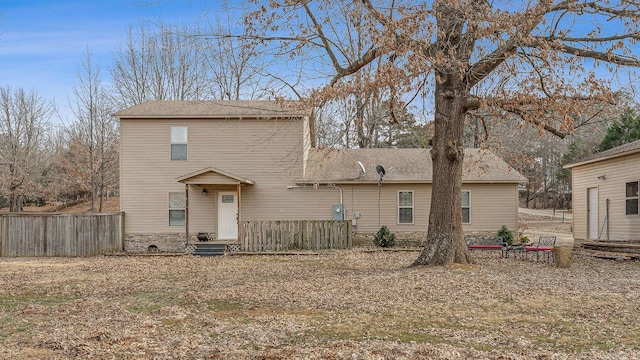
[
  {"xmin": 125, "ymin": 233, "xmax": 238, "ymax": 254},
  {"xmin": 125, "ymin": 231, "xmax": 501, "ymax": 253},
  {"xmin": 463, "ymin": 232, "xmax": 501, "ymax": 244},
  {"xmin": 125, "ymin": 233, "xmax": 187, "ymax": 253}
]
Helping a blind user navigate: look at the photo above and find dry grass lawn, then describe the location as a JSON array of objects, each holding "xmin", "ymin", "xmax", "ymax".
[{"xmin": 1, "ymin": 250, "xmax": 639, "ymax": 359}]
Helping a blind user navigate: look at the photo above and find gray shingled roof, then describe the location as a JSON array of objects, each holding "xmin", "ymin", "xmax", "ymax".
[
  {"xmin": 564, "ymin": 139, "xmax": 640, "ymax": 168},
  {"xmin": 112, "ymin": 100, "xmax": 310, "ymax": 118},
  {"xmin": 300, "ymin": 148, "xmax": 527, "ymax": 184}
]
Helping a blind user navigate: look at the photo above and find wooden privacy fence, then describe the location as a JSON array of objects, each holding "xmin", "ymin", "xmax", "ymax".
[
  {"xmin": 0, "ymin": 213, "xmax": 123, "ymax": 257},
  {"xmin": 242, "ymin": 220, "xmax": 352, "ymax": 252}
]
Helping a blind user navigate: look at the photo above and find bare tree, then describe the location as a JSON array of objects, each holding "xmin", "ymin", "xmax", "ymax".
[
  {"xmin": 110, "ymin": 19, "xmax": 276, "ymax": 108},
  {"xmin": 316, "ymin": 97, "xmax": 425, "ymax": 148},
  {"xmin": 65, "ymin": 50, "xmax": 119, "ymax": 212},
  {"xmin": 244, "ymin": 1, "xmax": 640, "ymax": 266},
  {"xmin": 0, "ymin": 86, "xmax": 54, "ymax": 212},
  {"xmin": 469, "ymin": 100, "xmax": 622, "ymax": 210},
  {"xmin": 203, "ymin": 19, "xmax": 275, "ymax": 100},
  {"xmin": 110, "ymin": 22, "xmax": 212, "ymax": 107}
]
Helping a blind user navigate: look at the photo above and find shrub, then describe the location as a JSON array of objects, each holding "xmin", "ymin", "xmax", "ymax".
[
  {"xmin": 373, "ymin": 225, "xmax": 396, "ymax": 248},
  {"xmin": 497, "ymin": 225, "xmax": 514, "ymax": 246},
  {"xmin": 519, "ymin": 235, "xmax": 530, "ymax": 244}
]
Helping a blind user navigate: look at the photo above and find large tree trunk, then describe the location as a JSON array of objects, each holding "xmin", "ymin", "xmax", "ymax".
[{"xmin": 412, "ymin": 76, "xmax": 473, "ymax": 266}]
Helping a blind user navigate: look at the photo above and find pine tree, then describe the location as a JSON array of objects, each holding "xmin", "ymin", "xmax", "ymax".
[{"xmin": 598, "ymin": 109, "xmax": 640, "ymax": 151}]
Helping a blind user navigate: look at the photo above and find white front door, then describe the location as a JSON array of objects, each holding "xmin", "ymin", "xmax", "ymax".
[
  {"xmin": 588, "ymin": 187, "xmax": 598, "ymax": 240},
  {"xmin": 218, "ymin": 191, "xmax": 238, "ymax": 240}
]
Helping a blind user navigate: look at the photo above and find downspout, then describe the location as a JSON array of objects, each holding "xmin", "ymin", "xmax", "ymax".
[
  {"xmin": 185, "ymin": 184, "xmax": 189, "ymax": 245},
  {"xmin": 286, "ymin": 184, "xmax": 343, "ymax": 218},
  {"xmin": 606, "ymin": 198, "xmax": 610, "ymax": 241}
]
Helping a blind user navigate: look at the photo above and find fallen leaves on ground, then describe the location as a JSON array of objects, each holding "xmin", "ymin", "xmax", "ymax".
[{"xmin": 0, "ymin": 251, "xmax": 639, "ymax": 359}]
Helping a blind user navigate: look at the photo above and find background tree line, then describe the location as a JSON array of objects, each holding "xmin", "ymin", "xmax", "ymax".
[
  {"xmin": 1, "ymin": 10, "xmax": 639, "ymax": 214},
  {"xmin": 0, "ymin": 19, "xmax": 272, "ymax": 212}
]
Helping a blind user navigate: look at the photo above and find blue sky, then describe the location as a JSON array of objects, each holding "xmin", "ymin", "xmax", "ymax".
[
  {"xmin": 0, "ymin": 0, "xmax": 212, "ymax": 121},
  {"xmin": 1, "ymin": 1, "xmax": 637, "ymax": 125}
]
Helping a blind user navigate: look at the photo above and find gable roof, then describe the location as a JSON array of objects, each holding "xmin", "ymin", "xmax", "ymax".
[
  {"xmin": 564, "ymin": 139, "xmax": 640, "ymax": 169},
  {"xmin": 300, "ymin": 148, "xmax": 526, "ymax": 184},
  {"xmin": 176, "ymin": 166, "xmax": 255, "ymax": 185},
  {"xmin": 113, "ymin": 100, "xmax": 310, "ymax": 119}
]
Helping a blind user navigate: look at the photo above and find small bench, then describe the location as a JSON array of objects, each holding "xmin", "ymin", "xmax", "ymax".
[
  {"xmin": 466, "ymin": 236, "xmax": 508, "ymax": 257},
  {"xmin": 524, "ymin": 235, "xmax": 556, "ymax": 262}
]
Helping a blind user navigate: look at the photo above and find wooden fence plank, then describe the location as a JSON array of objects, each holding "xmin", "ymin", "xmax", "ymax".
[
  {"xmin": 240, "ymin": 220, "xmax": 351, "ymax": 252},
  {"xmin": 0, "ymin": 213, "xmax": 124, "ymax": 257}
]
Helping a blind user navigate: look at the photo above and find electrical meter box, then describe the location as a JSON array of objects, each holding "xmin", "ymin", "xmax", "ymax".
[{"xmin": 333, "ymin": 204, "xmax": 344, "ymax": 220}]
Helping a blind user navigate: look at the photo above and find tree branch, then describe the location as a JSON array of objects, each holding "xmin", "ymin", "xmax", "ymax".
[
  {"xmin": 329, "ymin": 46, "xmax": 383, "ymax": 86},
  {"xmin": 500, "ymin": 105, "xmax": 570, "ymax": 138},
  {"xmin": 534, "ymin": 40, "xmax": 640, "ymax": 67},
  {"xmin": 538, "ymin": 33, "xmax": 640, "ymax": 43},
  {"xmin": 301, "ymin": 2, "xmax": 345, "ymax": 75},
  {"xmin": 465, "ymin": 0, "xmax": 555, "ymax": 88}
]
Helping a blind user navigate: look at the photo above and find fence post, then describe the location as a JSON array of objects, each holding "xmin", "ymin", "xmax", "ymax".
[
  {"xmin": 120, "ymin": 212, "xmax": 125, "ymax": 252},
  {"xmin": 0, "ymin": 215, "xmax": 3, "ymax": 257}
]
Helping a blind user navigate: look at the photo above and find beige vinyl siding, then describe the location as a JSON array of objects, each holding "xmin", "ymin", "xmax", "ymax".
[
  {"xmin": 302, "ymin": 112, "xmax": 311, "ymax": 177},
  {"xmin": 462, "ymin": 183, "xmax": 519, "ymax": 233},
  {"xmin": 282, "ymin": 184, "xmax": 431, "ymax": 233},
  {"xmin": 121, "ymin": 115, "xmax": 521, "ymax": 238},
  {"xmin": 186, "ymin": 188, "xmax": 219, "ymax": 233},
  {"xmin": 289, "ymin": 183, "xmax": 519, "ymax": 235},
  {"xmin": 120, "ymin": 117, "xmax": 307, "ymax": 234},
  {"xmin": 241, "ymin": 186, "xmax": 339, "ymax": 220},
  {"xmin": 340, "ymin": 184, "xmax": 432, "ymax": 233},
  {"xmin": 571, "ymin": 153, "xmax": 640, "ymax": 241}
]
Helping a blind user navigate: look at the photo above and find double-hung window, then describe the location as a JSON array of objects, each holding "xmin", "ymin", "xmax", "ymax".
[
  {"xmin": 169, "ymin": 192, "xmax": 186, "ymax": 226},
  {"xmin": 398, "ymin": 191, "xmax": 414, "ymax": 224},
  {"xmin": 462, "ymin": 190, "xmax": 471, "ymax": 224},
  {"xmin": 170, "ymin": 127, "xmax": 188, "ymax": 160},
  {"xmin": 626, "ymin": 181, "xmax": 639, "ymax": 215}
]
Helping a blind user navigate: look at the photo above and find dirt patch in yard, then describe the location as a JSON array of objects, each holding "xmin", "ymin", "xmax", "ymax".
[
  {"xmin": 1, "ymin": 197, "xmax": 120, "ymax": 213},
  {"xmin": 1, "ymin": 252, "xmax": 638, "ymax": 359},
  {"xmin": 519, "ymin": 211, "xmax": 572, "ymax": 235}
]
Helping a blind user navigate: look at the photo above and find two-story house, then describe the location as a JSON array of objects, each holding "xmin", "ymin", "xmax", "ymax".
[{"xmin": 114, "ymin": 100, "xmax": 526, "ymax": 252}]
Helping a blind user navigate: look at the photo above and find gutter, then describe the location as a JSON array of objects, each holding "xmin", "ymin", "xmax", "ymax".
[{"xmin": 564, "ymin": 148, "xmax": 640, "ymax": 169}]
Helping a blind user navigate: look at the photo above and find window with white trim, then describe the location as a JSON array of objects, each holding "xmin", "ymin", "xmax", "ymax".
[
  {"xmin": 169, "ymin": 192, "xmax": 186, "ymax": 226},
  {"xmin": 398, "ymin": 191, "xmax": 414, "ymax": 224},
  {"xmin": 170, "ymin": 126, "xmax": 188, "ymax": 160},
  {"xmin": 626, "ymin": 181, "xmax": 639, "ymax": 215},
  {"xmin": 462, "ymin": 190, "xmax": 471, "ymax": 224}
]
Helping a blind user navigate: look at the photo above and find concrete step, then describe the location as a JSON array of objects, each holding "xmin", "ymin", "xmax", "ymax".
[{"xmin": 192, "ymin": 243, "xmax": 227, "ymax": 257}]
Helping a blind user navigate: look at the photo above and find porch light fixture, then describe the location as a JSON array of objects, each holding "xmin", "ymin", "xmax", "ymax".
[
  {"xmin": 202, "ymin": 188, "xmax": 208, "ymax": 195},
  {"xmin": 597, "ymin": 175, "xmax": 606, "ymax": 180}
]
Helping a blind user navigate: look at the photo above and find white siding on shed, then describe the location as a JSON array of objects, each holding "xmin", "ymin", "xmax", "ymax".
[{"xmin": 570, "ymin": 152, "xmax": 640, "ymax": 241}]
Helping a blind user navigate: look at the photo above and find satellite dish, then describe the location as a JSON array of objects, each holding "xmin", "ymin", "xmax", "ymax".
[
  {"xmin": 357, "ymin": 161, "xmax": 366, "ymax": 174},
  {"xmin": 376, "ymin": 165, "xmax": 386, "ymax": 187}
]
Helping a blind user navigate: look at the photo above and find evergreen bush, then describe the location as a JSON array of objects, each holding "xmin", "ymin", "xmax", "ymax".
[
  {"xmin": 497, "ymin": 225, "xmax": 514, "ymax": 246},
  {"xmin": 373, "ymin": 225, "xmax": 396, "ymax": 248}
]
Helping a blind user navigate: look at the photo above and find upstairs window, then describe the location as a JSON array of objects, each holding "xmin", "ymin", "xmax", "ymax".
[
  {"xmin": 169, "ymin": 192, "xmax": 186, "ymax": 226},
  {"xmin": 398, "ymin": 191, "xmax": 414, "ymax": 224},
  {"xmin": 462, "ymin": 191, "xmax": 471, "ymax": 224},
  {"xmin": 626, "ymin": 181, "xmax": 639, "ymax": 215},
  {"xmin": 171, "ymin": 127, "xmax": 188, "ymax": 160}
]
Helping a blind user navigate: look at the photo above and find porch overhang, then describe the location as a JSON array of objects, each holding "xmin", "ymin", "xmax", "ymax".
[
  {"xmin": 176, "ymin": 166, "xmax": 255, "ymax": 186},
  {"xmin": 179, "ymin": 166, "xmax": 253, "ymax": 246}
]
